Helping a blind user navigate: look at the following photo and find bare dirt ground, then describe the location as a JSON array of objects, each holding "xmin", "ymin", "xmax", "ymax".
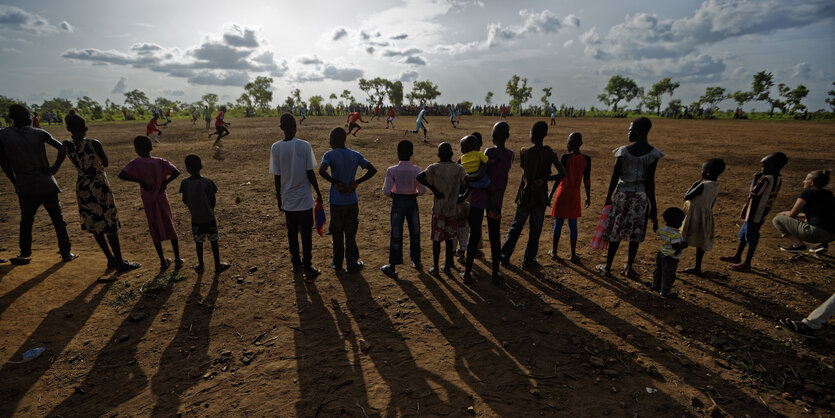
[{"xmin": 0, "ymin": 115, "xmax": 833, "ymax": 417}]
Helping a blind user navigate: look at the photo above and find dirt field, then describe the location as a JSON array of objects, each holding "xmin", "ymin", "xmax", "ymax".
[{"xmin": 0, "ymin": 115, "xmax": 833, "ymax": 417}]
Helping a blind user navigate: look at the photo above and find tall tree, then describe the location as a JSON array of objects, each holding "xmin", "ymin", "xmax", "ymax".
[
  {"xmin": 38, "ymin": 97, "xmax": 74, "ymax": 117},
  {"xmin": 358, "ymin": 77, "xmax": 391, "ymax": 106},
  {"xmin": 751, "ymin": 71, "xmax": 776, "ymax": 116},
  {"xmin": 597, "ymin": 75, "xmax": 642, "ymax": 112},
  {"xmin": 308, "ymin": 95, "xmax": 324, "ymax": 110},
  {"xmin": 75, "ymin": 96, "xmax": 103, "ymax": 120},
  {"xmin": 541, "ymin": 87, "xmax": 553, "ymax": 107},
  {"xmin": 123, "ymin": 89, "xmax": 151, "ymax": 115},
  {"xmin": 201, "ymin": 93, "xmax": 219, "ymax": 108},
  {"xmin": 485, "ymin": 91, "xmax": 494, "ymax": 105},
  {"xmin": 729, "ymin": 90, "xmax": 753, "ymax": 108},
  {"xmin": 154, "ymin": 96, "xmax": 177, "ymax": 111},
  {"xmin": 236, "ymin": 93, "xmax": 253, "ymax": 109},
  {"xmin": 644, "ymin": 77, "xmax": 680, "ymax": 114},
  {"xmin": 505, "ymin": 75, "xmax": 532, "ymax": 115},
  {"xmin": 388, "ymin": 81, "xmax": 404, "ymax": 106},
  {"xmin": 244, "ymin": 76, "xmax": 274, "ymax": 112},
  {"xmin": 781, "ymin": 84, "xmax": 809, "ymax": 114},
  {"xmin": 328, "ymin": 93, "xmax": 338, "ymax": 105},
  {"xmin": 292, "ymin": 89, "xmax": 304, "ymax": 108},
  {"xmin": 405, "ymin": 80, "xmax": 441, "ymax": 105},
  {"xmin": 339, "ymin": 89, "xmax": 355, "ymax": 107},
  {"xmin": 699, "ymin": 86, "xmax": 727, "ymax": 111}
]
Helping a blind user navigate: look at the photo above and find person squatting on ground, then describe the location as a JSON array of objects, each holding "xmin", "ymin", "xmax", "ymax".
[
  {"xmin": 270, "ymin": 112, "xmax": 323, "ymax": 279},
  {"xmin": 406, "ymin": 106, "xmax": 429, "ymax": 143},
  {"xmin": 501, "ymin": 121, "xmax": 567, "ymax": 271},
  {"xmin": 319, "ymin": 127, "xmax": 378, "ymax": 274},
  {"xmin": 381, "ymin": 140, "xmax": 425, "ymax": 277},
  {"xmin": 680, "ymin": 158, "xmax": 725, "ymax": 275},
  {"xmin": 346, "ymin": 111, "xmax": 368, "ymax": 136},
  {"xmin": 0, "ymin": 104, "xmax": 76, "ymax": 265},
  {"xmin": 772, "ymin": 169, "xmax": 834, "ymax": 253},
  {"xmin": 651, "ymin": 207, "xmax": 687, "ymax": 299},
  {"xmin": 63, "ymin": 113, "xmax": 139, "ymax": 272},
  {"xmin": 417, "ymin": 142, "xmax": 466, "ymax": 277},
  {"xmin": 549, "ymin": 132, "xmax": 591, "ymax": 263},
  {"xmin": 783, "ymin": 292, "xmax": 835, "ymax": 336},
  {"xmin": 208, "ymin": 106, "xmax": 230, "ymax": 148},
  {"xmin": 179, "ymin": 154, "xmax": 231, "ymax": 274},
  {"xmin": 720, "ymin": 152, "xmax": 787, "ymax": 272},
  {"xmin": 464, "ymin": 122, "xmax": 514, "ymax": 285},
  {"xmin": 119, "ymin": 135, "xmax": 183, "ymax": 269},
  {"xmin": 597, "ymin": 117, "xmax": 663, "ymax": 279}
]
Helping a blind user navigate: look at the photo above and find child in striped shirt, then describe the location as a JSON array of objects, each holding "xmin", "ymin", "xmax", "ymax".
[{"xmin": 651, "ymin": 207, "xmax": 687, "ymax": 299}]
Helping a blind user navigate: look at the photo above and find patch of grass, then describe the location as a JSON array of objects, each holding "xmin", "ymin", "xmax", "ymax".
[
  {"xmin": 140, "ymin": 270, "xmax": 187, "ymax": 295},
  {"xmin": 108, "ymin": 281, "xmax": 137, "ymax": 307}
]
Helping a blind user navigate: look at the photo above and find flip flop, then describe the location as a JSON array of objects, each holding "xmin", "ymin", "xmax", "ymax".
[{"xmin": 727, "ymin": 263, "xmax": 750, "ymax": 272}]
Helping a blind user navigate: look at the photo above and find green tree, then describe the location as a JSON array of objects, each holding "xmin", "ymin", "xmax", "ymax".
[
  {"xmin": 751, "ymin": 71, "xmax": 776, "ymax": 116},
  {"xmin": 284, "ymin": 96, "xmax": 295, "ymax": 109},
  {"xmin": 236, "ymin": 93, "xmax": 253, "ymax": 109},
  {"xmin": 699, "ymin": 86, "xmax": 727, "ymax": 111},
  {"xmin": 541, "ymin": 87, "xmax": 552, "ymax": 107},
  {"xmin": 244, "ymin": 76, "xmax": 274, "ymax": 112},
  {"xmin": 780, "ymin": 84, "xmax": 809, "ymax": 114},
  {"xmin": 388, "ymin": 81, "xmax": 404, "ymax": 106},
  {"xmin": 485, "ymin": 91, "xmax": 493, "ymax": 105},
  {"xmin": 201, "ymin": 93, "xmax": 219, "ymax": 109},
  {"xmin": 644, "ymin": 78, "xmax": 680, "ymax": 115},
  {"xmin": 665, "ymin": 99, "xmax": 682, "ymax": 115},
  {"xmin": 75, "ymin": 96, "xmax": 103, "ymax": 120},
  {"xmin": 358, "ymin": 77, "xmax": 391, "ymax": 106},
  {"xmin": 826, "ymin": 82, "xmax": 835, "ymax": 113},
  {"xmin": 154, "ymin": 96, "xmax": 177, "ymax": 111},
  {"xmin": 124, "ymin": 89, "xmax": 151, "ymax": 115},
  {"xmin": 405, "ymin": 80, "xmax": 441, "ymax": 105},
  {"xmin": 505, "ymin": 75, "xmax": 532, "ymax": 115},
  {"xmin": 329, "ymin": 93, "xmax": 338, "ymax": 105},
  {"xmin": 339, "ymin": 89, "xmax": 355, "ymax": 107},
  {"xmin": 38, "ymin": 97, "xmax": 74, "ymax": 118},
  {"xmin": 729, "ymin": 90, "xmax": 753, "ymax": 108},
  {"xmin": 309, "ymin": 95, "xmax": 324, "ymax": 111},
  {"xmin": 597, "ymin": 75, "xmax": 642, "ymax": 112}
]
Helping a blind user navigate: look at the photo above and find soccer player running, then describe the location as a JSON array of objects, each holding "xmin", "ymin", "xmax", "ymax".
[
  {"xmin": 406, "ymin": 105, "xmax": 429, "ymax": 143},
  {"xmin": 386, "ymin": 107, "xmax": 396, "ymax": 129},
  {"xmin": 346, "ymin": 111, "xmax": 367, "ymax": 136},
  {"xmin": 448, "ymin": 104, "xmax": 459, "ymax": 128},
  {"xmin": 207, "ymin": 106, "xmax": 230, "ymax": 148}
]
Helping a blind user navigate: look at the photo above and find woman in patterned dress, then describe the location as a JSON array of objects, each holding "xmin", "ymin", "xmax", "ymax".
[{"xmin": 63, "ymin": 113, "xmax": 140, "ymax": 272}]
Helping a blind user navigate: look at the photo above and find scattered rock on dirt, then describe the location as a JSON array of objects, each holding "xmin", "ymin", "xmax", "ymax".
[
  {"xmin": 589, "ymin": 356, "xmax": 605, "ymax": 368},
  {"xmin": 130, "ymin": 312, "xmax": 146, "ymax": 322}
]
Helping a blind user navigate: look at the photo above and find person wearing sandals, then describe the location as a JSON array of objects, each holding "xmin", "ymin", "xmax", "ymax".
[
  {"xmin": 598, "ymin": 117, "xmax": 663, "ymax": 278},
  {"xmin": 651, "ymin": 207, "xmax": 687, "ymax": 299},
  {"xmin": 720, "ymin": 152, "xmax": 787, "ymax": 271},
  {"xmin": 63, "ymin": 113, "xmax": 139, "ymax": 272},
  {"xmin": 783, "ymin": 292, "xmax": 835, "ymax": 336},
  {"xmin": 772, "ymin": 169, "xmax": 834, "ymax": 254}
]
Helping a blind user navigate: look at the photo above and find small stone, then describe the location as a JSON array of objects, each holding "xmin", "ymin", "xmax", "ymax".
[
  {"xmin": 248, "ymin": 267, "xmax": 258, "ymax": 273},
  {"xmin": 221, "ymin": 350, "xmax": 232, "ymax": 357},
  {"xmin": 589, "ymin": 356, "xmax": 605, "ymax": 368},
  {"xmin": 130, "ymin": 312, "xmax": 146, "ymax": 322},
  {"xmin": 119, "ymin": 334, "xmax": 130, "ymax": 343},
  {"xmin": 625, "ymin": 334, "xmax": 634, "ymax": 341},
  {"xmin": 237, "ymin": 276, "xmax": 245, "ymax": 284},
  {"xmin": 709, "ymin": 335, "xmax": 728, "ymax": 347},
  {"xmin": 529, "ymin": 388, "xmax": 541, "ymax": 398},
  {"xmin": 602, "ymin": 369, "xmax": 620, "ymax": 377},
  {"xmin": 467, "ymin": 406, "xmax": 475, "ymax": 415}
]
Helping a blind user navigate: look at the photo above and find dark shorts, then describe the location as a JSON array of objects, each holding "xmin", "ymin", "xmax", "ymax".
[
  {"xmin": 215, "ymin": 125, "xmax": 229, "ymax": 136},
  {"xmin": 348, "ymin": 123, "xmax": 360, "ymax": 131},
  {"xmin": 192, "ymin": 221, "xmax": 219, "ymax": 243}
]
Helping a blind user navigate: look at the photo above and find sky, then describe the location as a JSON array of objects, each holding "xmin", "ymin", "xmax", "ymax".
[{"xmin": 1, "ymin": 0, "xmax": 833, "ymax": 111}]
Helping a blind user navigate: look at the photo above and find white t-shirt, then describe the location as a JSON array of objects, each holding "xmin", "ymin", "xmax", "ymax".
[{"xmin": 269, "ymin": 137, "xmax": 317, "ymax": 211}]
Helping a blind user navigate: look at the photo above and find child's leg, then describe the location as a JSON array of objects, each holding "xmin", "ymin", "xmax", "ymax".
[
  {"xmin": 651, "ymin": 252, "xmax": 662, "ymax": 291},
  {"xmin": 432, "ymin": 240, "xmax": 441, "ymax": 273},
  {"xmin": 154, "ymin": 242, "xmax": 165, "ymax": 263},
  {"xmin": 694, "ymin": 247, "xmax": 705, "ymax": 270},
  {"xmin": 405, "ymin": 200, "xmax": 421, "ymax": 267},
  {"xmin": 171, "ymin": 239, "xmax": 183, "ymax": 265},
  {"xmin": 742, "ymin": 222, "xmax": 761, "ymax": 267},
  {"xmin": 551, "ymin": 218, "xmax": 564, "ymax": 258},
  {"xmin": 568, "ymin": 218, "xmax": 579, "ymax": 258},
  {"xmin": 211, "ymin": 241, "xmax": 229, "ymax": 271},
  {"xmin": 195, "ymin": 241, "xmax": 205, "ymax": 267},
  {"xmin": 626, "ymin": 242, "xmax": 640, "ymax": 275},
  {"xmin": 106, "ymin": 233, "xmax": 125, "ymax": 264},
  {"xmin": 92, "ymin": 233, "xmax": 115, "ymax": 265},
  {"xmin": 603, "ymin": 241, "xmax": 620, "ymax": 272},
  {"xmin": 444, "ymin": 239, "xmax": 454, "ymax": 271},
  {"xmin": 661, "ymin": 256, "xmax": 679, "ymax": 296}
]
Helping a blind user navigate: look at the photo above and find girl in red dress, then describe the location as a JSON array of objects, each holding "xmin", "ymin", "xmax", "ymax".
[{"xmin": 549, "ymin": 132, "xmax": 591, "ymax": 262}]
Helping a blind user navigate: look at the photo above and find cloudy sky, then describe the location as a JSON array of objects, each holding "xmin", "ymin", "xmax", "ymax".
[{"xmin": 1, "ymin": 0, "xmax": 833, "ymax": 111}]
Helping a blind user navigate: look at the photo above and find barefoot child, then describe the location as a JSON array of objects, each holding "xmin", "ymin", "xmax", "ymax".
[
  {"xmin": 179, "ymin": 154, "xmax": 231, "ymax": 273},
  {"xmin": 119, "ymin": 136, "xmax": 183, "ymax": 269},
  {"xmin": 417, "ymin": 142, "xmax": 466, "ymax": 276},
  {"xmin": 721, "ymin": 152, "xmax": 787, "ymax": 271},
  {"xmin": 652, "ymin": 207, "xmax": 687, "ymax": 298},
  {"xmin": 681, "ymin": 158, "xmax": 725, "ymax": 274},
  {"xmin": 381, "ymin": 140, "xmax": 425, "ymax": 277},
  {"xmin": 549, "ymin": 132, "xmax": 591, "ymax": 263},
  {"xmin": 146, "ymin": 114, "xmax": 162, "ymax": 143}
]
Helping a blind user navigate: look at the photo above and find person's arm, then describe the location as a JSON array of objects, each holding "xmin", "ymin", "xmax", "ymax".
[
  {"xmin": 645, "ymin": 160, "xmax": 659, "ymax": 230},
  {"xmin": 118, "ymin": 170, "xmax": 152, "ymax": 191},
  {"xmin": 485, "ymin": 147, "xmax": 501, "ymax": 166},
  {"xmin": 583, "ymin": 155, "xmax": 591, "ymax": 208},
  {"xmin": 210, "ymin": 183, "xmax": 217, "ymax": 209},
  {"xmin": 306, "ymin": 170, "xmax": 322, "ymax": 203},
  {"xmin": 779, "ymin": 198, "xmax": 807, "ymax": 218},
  {"xmin": 416, "ymin": 171, "xmax": 443, "ymax": 198},
  {"xmin": 464, "ymin": 162, "xmax": 486, "ymax": 182},
  {"xmin": 43, "ymin": 133, "xmax": 66, "ymax": 175},
  {"xmin": 382, "ymin": 168, "xmax": 394, "ymax": 197},
  {"xmin": 91, "ymin": 140, "xmax": 108, "ymax": 168},
  {"xmin": 546, "ymin": 153, "xmax": 567, "ymax": 183},
  {"xmin": 604, "ymin": 157, "xmax": 623, "ymax": 206},
  {"xmin": 318, "ymin": 162, "xmax": 339, "ymax": 185},
  {"xmin": 684, "ymin": 180, "xmax": 703, "ymax": 201},
  {"xmin": 549, "ymin": 153, "xmax": 571, "ymax": 200},
  {"xmin": 351, "ymin": 162, "xmax": 377, "ymax": 191},
  {"xmin": 274, "ymin": 174, "xmax": 283, "ymax": 211},
  {"xmin": 0, "ymin": 140, "xmax": 15, "ymax": 187},
  {"xmin": 160, "ymin": 167, "xmax": 180, "ymax": 192}
]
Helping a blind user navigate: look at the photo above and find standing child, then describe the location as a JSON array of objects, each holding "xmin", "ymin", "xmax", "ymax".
[
  {"xmin": 146, "ymin": 114, "xmax": 162, "ymax": 143},
  {"xmin": 208, "ymin": 106, "xmax": 230, "ymax": 148},
  {"xmin": 299, "ymin": 106, "xmax": 307, "ymax": 125},
  {"xmin": 203, "ymin": 105, "xmax": 211, "ymax": 130},
  {"xmin": 191, "ymin": 108, "xmax": 199, "ymax": 125},
  {"xmin": 179, "ymin": 154, "xmax": 231, "ymax": 273},
  {"xmin": 448, "ymin": 104, "xmax": 459, "ymax": 128},
  {"xmin": 549, "ymin": 132, "xmax": 591, "ymax": 263},
  {"xmin": 550, "ymin": 104, "xmax": 557, "ymax": 126},
  {"xmin": 381, "ymin": 140, "xmax": 425, "ymax": 277},
  {"xmin": 680, "ymin": 158, "xmax": 725, "ymax": 274},
  {"xmin": 119, "ymin": 136, "xmax": 183, "ymax": 269},
  {"xmin": 455, "ymin": 201, "xmax": 469, "ymax": 262},
  {"xmin": 721, "ymin": 152, "xmax": 788, "ymax": 271},
  {"xmin": 652, "ymin": 207, "xmax": 687, "ymax": 299},
  {"xmin": 318, "ymin": 127, "xmax": 378, "ymax": 273},
  {"xmin": 386, "ymin": 107, "xmax": 396, "ymax": 129},
  {"xmin": 417, "ymin": 142, "xmax": 466, "ymax": 276}
]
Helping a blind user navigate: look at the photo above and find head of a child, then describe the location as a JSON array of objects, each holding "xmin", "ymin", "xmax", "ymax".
[
  {"xmin": 760, "ymin": 152, "xmax": 788, "ymax": 175},
  {"xmin": 662, "ymin": 207, "xmax": 686, "ymax": 229},
  {"xmin": 438, "ymin": 142, "xmax": 453, "ymax": 162},
  {"xmin": 701, "ymin": 158, "xmax": 726, "ymax": 181},
  {"xmin": 567, "ymin": 132, "xmax": 583, "ymax": 153},
  {"xmin": 397, "ymin": 140, "xmax": 413, "ymax": 161},
  {"xmin": 152, "ymin": 114, "xmax": 158, "ymax": 121},
  {"xmin": 459, "ymin": 135, "xmax": 476, "ymax": 154},
  {"xmin": 185, "ymin": 154, "xmax": 202, "ymax": 176},
  {"xmin": 65, "ymin": 113, "xmax": 87, "ymax": 136},
  {"xmin": 219, "ymin": 106, "xmax": 227, "ymax": 112},
  {"xmin": 133, "ymin": 135, "xmax": 152, "ymax": 157},
  {"xmin": 530, "ymin": 121, "xmax": 548, "ymax": 144},
  {"xmin": 805, "ymin": 169, "xmax": 831, "ymax": 189},
  {"xmin": 492, "ymin": 121, "xmax": 509, "ymax": 147},
  {"xmin": 628, "ymin": 117, "xmax": 651, "ymax": 142},
  {"xmin": 329, "ymin": 127, "xmax": 347, "ymax": 149},
  {"xmin": 470, "ymin": 132, "xmax": 483, "ymax": 149},
  {"xmin": 8, "ymin": 104, "xmax": 31, "ymax": 128},
  {"xmin": 279, "ymin": 112, "xmax": 296, "ymax": 138}
]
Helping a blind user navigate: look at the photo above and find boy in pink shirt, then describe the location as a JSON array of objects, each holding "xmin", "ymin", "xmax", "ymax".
[{"xmin": 381, "ymin": 140, "xmax": 425, "ymax": 277}]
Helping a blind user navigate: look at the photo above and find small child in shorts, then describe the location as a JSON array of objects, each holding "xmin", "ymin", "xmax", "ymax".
[
  {"xmin": 179, "ymin": 154, "xmax": 231, "ymax": 273},
  {"xmin": 652, "ymin": 207, "xmax": 687, "ymax": 299},
  {"xmin": 460, "ymin": 135, "xmax": 498, "ymax": 218}
]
